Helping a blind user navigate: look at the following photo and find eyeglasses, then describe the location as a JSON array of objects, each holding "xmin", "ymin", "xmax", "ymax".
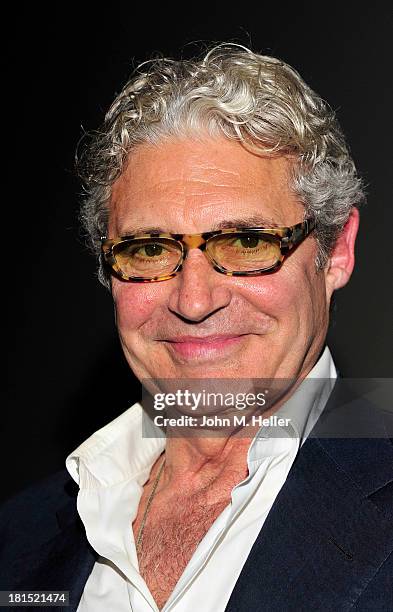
[{"xmin": 101, "ymin": 218, "xmax": 316, "ymax": 282}]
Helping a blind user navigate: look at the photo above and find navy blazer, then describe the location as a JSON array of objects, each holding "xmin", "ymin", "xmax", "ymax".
[{"xmin": 1, "ymin": 380, "xmax": 393, "ymax": 611}]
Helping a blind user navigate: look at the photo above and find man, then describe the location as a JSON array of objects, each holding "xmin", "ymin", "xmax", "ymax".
[{"xmin": 1, "ymin": 44, "xmax": 393, "ymax": 611}]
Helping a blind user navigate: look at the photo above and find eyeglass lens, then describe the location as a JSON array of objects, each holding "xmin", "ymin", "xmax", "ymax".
[{"xmin": 112, "ymin": 233, "xmax": 281, "ymax": 278}]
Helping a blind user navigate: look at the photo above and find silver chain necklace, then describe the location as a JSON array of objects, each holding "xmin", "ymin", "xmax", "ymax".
[{"xmin": 135, "ymin": 457, "xmax": 166, "ymax": 554}]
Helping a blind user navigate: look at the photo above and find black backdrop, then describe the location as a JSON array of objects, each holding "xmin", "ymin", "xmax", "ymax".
[{"xmin": 3, "ymin": 4, "xmax": 392, "ymax": 503}]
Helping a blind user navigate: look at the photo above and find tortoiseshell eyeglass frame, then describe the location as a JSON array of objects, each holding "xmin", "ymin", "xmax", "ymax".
[{"xmin": 100, "ymin": 217, "xmax": 316, "ymax": 283}]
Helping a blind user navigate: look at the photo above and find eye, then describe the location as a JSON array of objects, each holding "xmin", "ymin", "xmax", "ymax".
[
  {"xmin": 138, "ymin": 243, "xmax": 164, "ymax": 257},
  {"xmin": 237, "ymin": 235, "xmax": 260, "ymax": 249}
]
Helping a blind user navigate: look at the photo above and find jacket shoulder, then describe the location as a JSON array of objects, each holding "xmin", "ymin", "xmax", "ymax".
[{"xmin": 0, "ymin": 469, "xmax": 77, "ymax": 560}]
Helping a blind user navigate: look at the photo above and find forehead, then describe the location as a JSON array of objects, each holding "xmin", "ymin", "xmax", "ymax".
[{"xmin": 108, "ymin": 137, "xmax": 304, "ymax": 235}]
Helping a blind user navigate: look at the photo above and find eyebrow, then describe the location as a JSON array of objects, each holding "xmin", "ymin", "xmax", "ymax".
[
  {"xmin": 214, "ymin": 216, "xmax": 282, "ymax": 229},
  {"xmin": 119, "ymin": 216, "xmax": 283, "ymax": 235}
]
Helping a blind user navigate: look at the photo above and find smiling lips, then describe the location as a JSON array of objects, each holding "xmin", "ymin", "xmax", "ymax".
[{"xmin": 163, "ymin": 334, "xmax": 248, "ymax": 360}]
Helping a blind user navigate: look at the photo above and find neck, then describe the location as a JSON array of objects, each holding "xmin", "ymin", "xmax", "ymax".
[
  {"xmin": 153, "ymin": 352, "xmax": 326, "ymax": 491},
  {"xmin": 163, "ymin": 432, "xmax": 252, "ymax": 490}
]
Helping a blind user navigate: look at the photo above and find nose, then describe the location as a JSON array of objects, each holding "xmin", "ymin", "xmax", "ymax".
[{"xmin": 167, "ymin": 247, "xmax": 232, "ymax": 322}]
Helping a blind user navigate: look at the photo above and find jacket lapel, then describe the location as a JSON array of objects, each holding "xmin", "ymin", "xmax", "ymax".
[{"xmin": 225, "ymin": 385, "xmax": 393, "ymax": 611}]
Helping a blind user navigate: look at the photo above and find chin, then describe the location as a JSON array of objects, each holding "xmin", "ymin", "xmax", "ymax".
[{"xmin": 173, "ymin": 361, "xmax": 274, "ymax": 381}]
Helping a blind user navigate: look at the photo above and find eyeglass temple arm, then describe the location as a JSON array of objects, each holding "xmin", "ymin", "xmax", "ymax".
[{"xmin": 281, "ymin": 218, "xmax": 316, "ymax": 251}]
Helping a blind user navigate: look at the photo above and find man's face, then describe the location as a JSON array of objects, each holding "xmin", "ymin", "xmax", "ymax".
[{"xmin": 108, "ymin": 137, "xmax": 333, "ymax": 382}]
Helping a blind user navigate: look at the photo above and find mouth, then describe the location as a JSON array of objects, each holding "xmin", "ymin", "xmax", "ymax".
[{"xmin": 162, "ymin": 334, "xmax": 249, "ymax": 361}]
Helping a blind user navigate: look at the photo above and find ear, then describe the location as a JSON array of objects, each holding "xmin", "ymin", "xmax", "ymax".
[{"xmin": 324, "ymin": 207, "xmax": 360, "ymax": 300}]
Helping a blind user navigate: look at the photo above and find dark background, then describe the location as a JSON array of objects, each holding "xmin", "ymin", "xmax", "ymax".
[{"xmin": 3, "ymin": 4, "xmax": 392, "ymax": 503}]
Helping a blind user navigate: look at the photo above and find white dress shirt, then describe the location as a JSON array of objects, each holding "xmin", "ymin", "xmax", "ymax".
[{"xmin": 66, "ymin": 346, "xmax": 337, "ymax": 612}]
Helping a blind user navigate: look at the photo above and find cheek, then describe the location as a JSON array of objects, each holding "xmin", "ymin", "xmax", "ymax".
[
  {"xmin": 112, "ymin": 281, "xmax": 165, "ymax": 332},
  {"xmin": 239, "ymin": 261, "xmax": 326, "ymax": 334},
  {"xmin": 238, "ymin": 271, "xmax": 304, "ymax": 319}
]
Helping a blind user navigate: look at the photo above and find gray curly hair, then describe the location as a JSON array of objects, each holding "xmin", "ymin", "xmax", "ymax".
[{"xmin": 77, "ymin": 43, "xmax": 366, "ymax": 289}]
